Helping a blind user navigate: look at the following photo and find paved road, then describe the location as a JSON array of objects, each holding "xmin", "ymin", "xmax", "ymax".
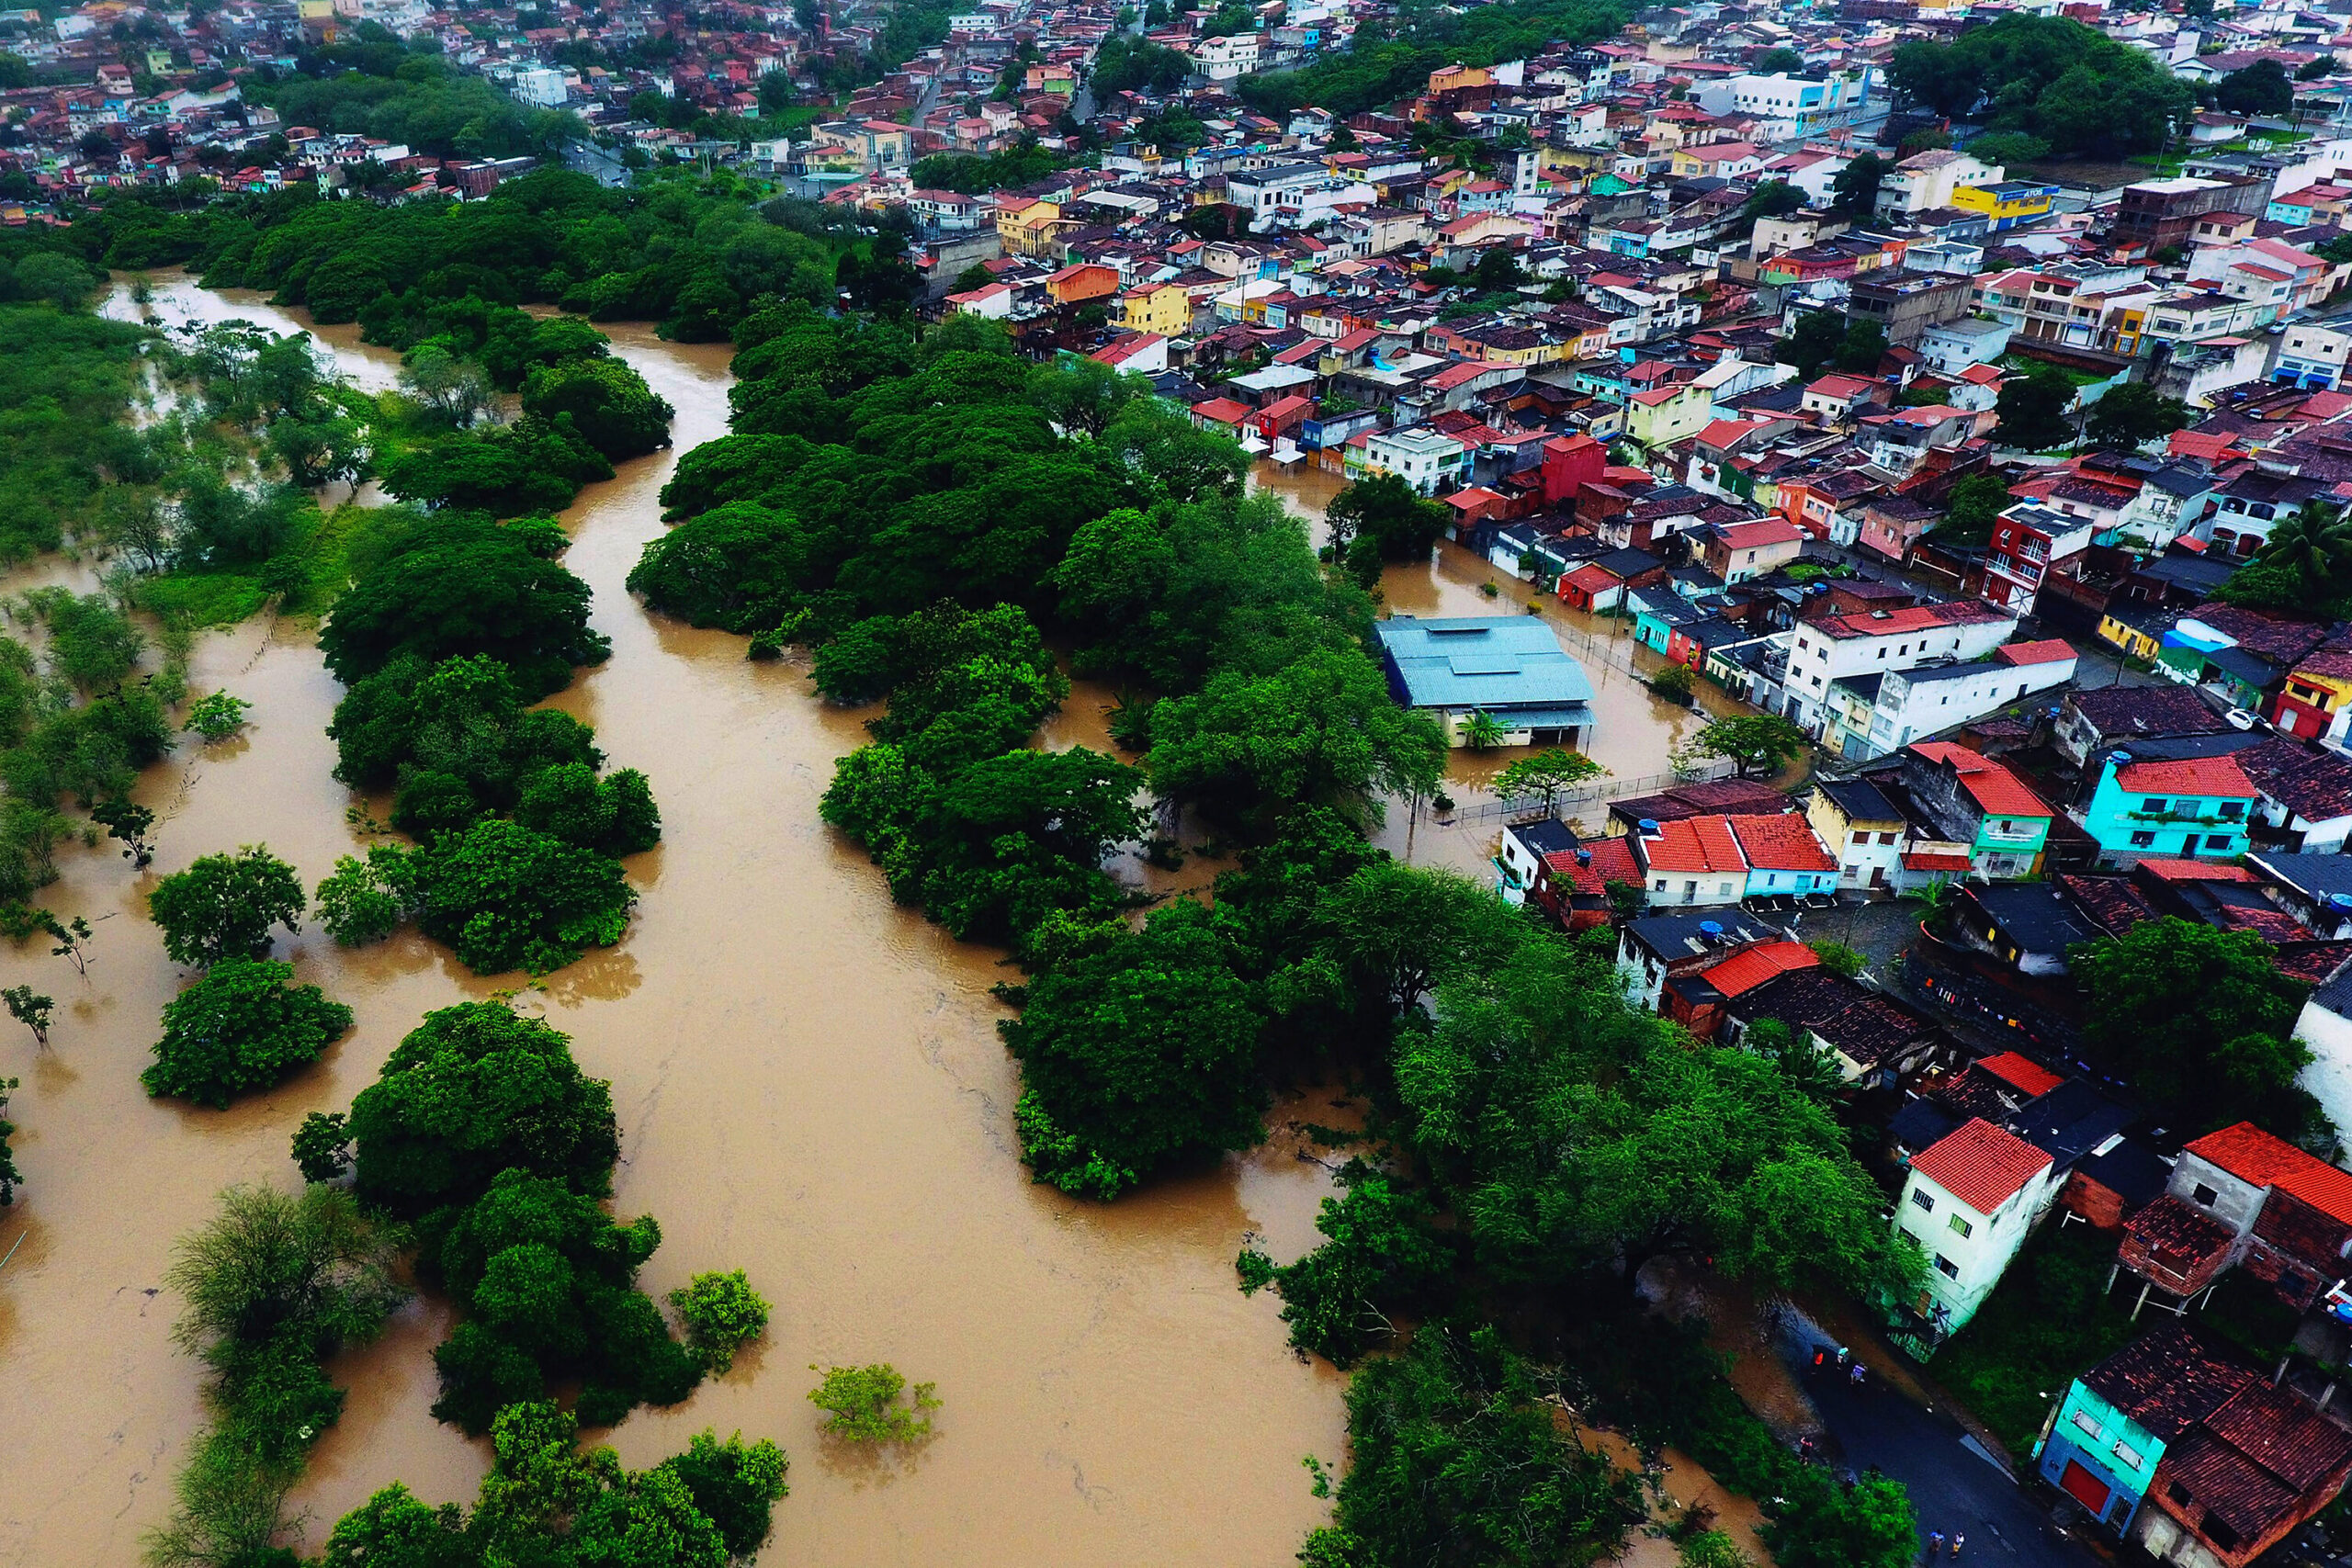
[{"xmin": 1801, "ymin": 1356, "xmax": 2100, "ymax": 1568}]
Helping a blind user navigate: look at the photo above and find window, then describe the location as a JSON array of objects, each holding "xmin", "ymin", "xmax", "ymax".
[
  {"xmin": 1934, "ymin": 1254, "xmax": 1960, "ymax": 1280},
  {"xmin": 2141, "ymin": 797, "xmax": 2167, "ymax": 813},
  {"xmin": 2113, "ymin": 1439, "xmax": 2143, "ymax": 1469},
  {"xmin": 2131, "ymin": 830, "xmax": 2155, "ymax": 848},
  {"xmin": 1911, "ymin": 1188, "xmax": 1936, "ymax": 1213},
  {"xmin": 1880, "ymin": 831, "xmax": 1900, "ymax": 844},
  {"xmin": 1949, "ymin": 1213, "xmax": 1973, "ymax": 1239},
  {"xmin": 2193, "ymin": 1182, "xmax": 2219, "ymax": 1207},
  {"xmin": 2073, "ymin": 1410, "xmax": 2104, "ymax": 1440},
  {"xmin": 2218, "ymin": 802, "xmax": 2244, "ymax": 820},
  {"xmin": 2207, "ymin": 834, "xmax": 2234, "ymax": 851},
  {"xmin": 2166, "ymin": 1481, "xmax": 2192, "ymax": 1506}
]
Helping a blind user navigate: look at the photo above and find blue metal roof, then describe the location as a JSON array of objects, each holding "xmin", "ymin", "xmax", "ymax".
[{"xmin": 1374, "ymin": 616, "xmax": 1597, "ymax": 714}]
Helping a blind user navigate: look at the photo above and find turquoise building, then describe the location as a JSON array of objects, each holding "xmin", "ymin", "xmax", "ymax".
[
  {"xmin": 2033, "ymin": 1325, "xmax": 2253, "ymax": 1536},
  {"xmin": 2079, "ymin": 747, "xmax": 2256, "ymax": 865}
]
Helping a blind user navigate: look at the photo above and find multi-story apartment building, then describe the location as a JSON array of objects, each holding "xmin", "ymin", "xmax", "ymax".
[
  {"xmin": 1983, "ymin": 502, "xmax": 2097, "ymax": 615},
  {"xmin": 1876, "ymin": 148, "xmax": 2002, "ymax": 219},
  {"xmin": 1779, "ymin": 600, "xmax": 2017, "ymax": 734},
  {"xmin": 2110, "ymin": 175, "xmax": 2272, "ymax": 254}
]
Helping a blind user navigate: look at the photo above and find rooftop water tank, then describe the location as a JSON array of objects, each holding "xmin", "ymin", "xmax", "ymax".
[
  {"xmin": 1700, "ymin": 920, "xmax": 1724, "ymax": 938},
  {"xmin": 1638, "ymin": 818, "xmax": 1662, "ymax": 834}
]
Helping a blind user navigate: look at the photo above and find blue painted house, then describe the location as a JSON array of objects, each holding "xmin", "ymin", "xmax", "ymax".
[
  {"xmin": 2033, "ymin": 1324, "xmax": 2254, "ymax": 1537},
  {"xmin": 2079, "ymin": 746, "xmax": 2257, "ymax": 866},
  {"xmin": 1626, "ymin": 585, "xmax": 1705, "ymax": 663}
]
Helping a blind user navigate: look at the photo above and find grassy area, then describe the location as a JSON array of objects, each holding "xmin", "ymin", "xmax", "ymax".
[
  {"xmin": 131, "ymin": 500, "xmax": 370, "ymax": 626},
  {"xmin": 1931, "ymin": 1221, "xmax": 2138, "ymax": 1457}
]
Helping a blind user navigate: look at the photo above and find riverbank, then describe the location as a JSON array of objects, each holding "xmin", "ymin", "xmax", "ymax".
[{"xmin": 0, "ymin": 277, "xmax": 1347, "ymax": 1566}]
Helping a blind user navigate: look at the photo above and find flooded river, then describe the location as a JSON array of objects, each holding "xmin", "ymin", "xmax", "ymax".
[{"xmin": 0, "ymin": 277, "xmax": 1349, "ymax": 1565}]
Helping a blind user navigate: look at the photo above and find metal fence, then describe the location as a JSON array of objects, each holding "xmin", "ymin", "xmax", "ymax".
[{"xmin": 1413, "ymin": 760, "xmax": 1740, "ymax": 826}]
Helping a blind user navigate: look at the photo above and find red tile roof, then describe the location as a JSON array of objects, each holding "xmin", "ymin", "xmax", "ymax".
[
  {"xmin": 1910, "ymin": 1117, "xmax": 2055, "ymax": 1213},
  {"xmin": 1583, "ymin": 835, "xmax": 1642, "ymax": 888},
  {"xmin": 1912, "ymin": 741, "xmax": 2052, "ymax": 819},
  {"xmin": 2184, "ymin": 1122, "xmax": 2352, "ymax": 1226},
  {"xmin": 1996, "ymin": 638, "xmax": 2076, "ymax": 667},
  {"xmin": 2115, "ymin": 756, "xmax": 2258, "ymax": 799},
  {"xmin": 1727, "ymin": 812, "xmax": 1836, "ymax": 872},
  {"xmin": 2133, "ymin": 858, "xmax": 2257, "ymax": 884},
  {"xmin": 1637, "ymin": 815, "xmax": 1748, "ymax": 874},
  {"xmin": 1811, "ymin": 601, "xmax": 2005, "ymax": 640},
  {"xmin": 1702, "ymin": 940, "xmax": 1820, "ymax": 998},
  {"xmin": 1904, "ymin": 850, "xmax": 1974, "ymax": 873},
  {"xmin": 1563, "ymin": 561, "xmax": 1623, "ymax": 591},
  {"xmin": 1975, "ymin": 1050, "xmax": 2064, "ymax": 1099},
  {"xmin": 1714, "ymin": 517, "xmax": 1804, "ymax": 550}
]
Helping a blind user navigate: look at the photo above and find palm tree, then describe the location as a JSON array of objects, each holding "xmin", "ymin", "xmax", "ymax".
[
  {"xmin": 2262, "ymin": 501, "xmax": 2352, "ymax": 584},
  {"xmin": 1459, "ymin": 710, "xmax": 1507, "ymax": 751}
]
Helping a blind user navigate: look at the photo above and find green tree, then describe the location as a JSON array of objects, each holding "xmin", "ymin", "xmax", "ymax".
[
  {"xmin": 2070, "ymin": 917, "xmax": 2324, "ymax": 1140},
  {"xmin": 1312, "ymin": 1324, "xmax": 1640, "ymax": 1568},
  {"xmin": 4, "ymin": 985, "xmax": 51, "ymax": 1048},
  {"xmin": 627, "ymin": 502, "xmax": 805, "ymax": 634},
  {"xmin": 1995, "ymin": 361, "xmax": 2077, "ymax": 451},
  {"xmin": 1736, "ymin": 178, "xmax": 1805, "ymax": 233},
  {"xmin": 320, "ymin": 517, "xmax": 608, "ymax": 698},
  {"xmin": 1830, "ymin": 152, "xmax": 1886, "ymax": 217},
  {"xmin": 1768, "ymin": 1470, "xmax": 1919, "ymax": 1568},
  {"xmin": 1492, "ymin": 747, "xmax": 1605, "ymax": 813},
  {"xmin": 1003, "ymin": 901, "xmax": 1267, "ymax": 1200},
  {"xmin": 347, "ymin": 1001, "xmax": 620, "ymax": 1214},
  {"xmin": 143, "ymin": 958, "xmax": 356, "ymax": 1109},
  {"xmin": 1777, "ymin": 310, "xmax": 1849, "ymax": 381},
  {"xmin": 1235, "ymin": 1159, "xmax": 1453, "ymax": 1365},
  {"xmin": 2084, "ymin": 380, "xmax": 2189, "ymax": 451},
  {"xmin": 1148, "ymin": 648, "xmax": 1447, "ymax": 832},
  {"xmin": 808, "ymin": 1363, "xmax": 938, "ymax": 1442},
  {"xmin": 520, "ymin": 355, "xmax": 676, "ymax": 462},
  {"xmin": 148, "ymin": 845, "xmax": 306, "ymax": 967},
  {"xmin": 395, "ymin": 818, "xmax": 635, "ymax": 975},
  {"xmin": 667, "ymin": 1270, "xmax": 771, "ymax": 1374},
  {"xmin": 1324, "ymin": 471, "xmax": 1448, "ymax": 565},
  {"xmin": 1965, "ymin": 130, "xmax": 2051, "ymax": 165},
  {"xmin": 1684, "ymin": 716, "xmax": 1808, "ymax": 780},
  {"xmin": 1834, "ymin": 320, "xmax": 1888, "ymax": 375},
  {"xmin": 1753, "ymin": 47, "xmax": 1804, "ymax": 73},
  {"xmin": 1935, "ymin": 471, "xmax": 2015, "ymax": 546},
  {"xmin": 2215, "ymin": 58, "xmax": 2293, "ymax": 116},
  {"xmin": 1318, "ymin": 862, "xmax": 1527, "ymax": 1018},
  {"xmin": 1459, "ymin": 709, "xmax": 1507, "ymax": 750}
]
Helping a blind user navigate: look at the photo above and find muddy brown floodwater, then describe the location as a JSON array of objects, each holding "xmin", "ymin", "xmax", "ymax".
[{"xmin": 0, "ymin": 276, "xmax": 1348, "ymax": 1566}]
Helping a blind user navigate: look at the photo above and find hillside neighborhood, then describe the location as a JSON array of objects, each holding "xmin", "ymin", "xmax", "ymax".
[{"xmin": 38, "ymin": 0, "xmax": 2352, "ymax": 1559}]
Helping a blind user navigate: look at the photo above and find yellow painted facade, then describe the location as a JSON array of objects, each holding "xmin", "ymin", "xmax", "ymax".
[
  {"xmin": 2096, "ymin": 614, "xmax": 2164, "ymax": 661},
  {"xmin": 1119, "ymin": 282, "xmax": 1192, "ymax": 336}
]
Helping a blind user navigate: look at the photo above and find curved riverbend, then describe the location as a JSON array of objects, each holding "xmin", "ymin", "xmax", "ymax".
[{"xmin": 0, "ymin": 278, "xmax": 1347, "ymax": 1566}]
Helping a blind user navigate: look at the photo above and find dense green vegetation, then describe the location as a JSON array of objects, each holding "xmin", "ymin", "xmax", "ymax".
[
  {"xmin": 296, "ymin": 1001, "xmax": 759, "ymax": 1436},
  {"xmin": 908, "ymin": 139, "xmax": 1071, "ymax": 194},
  {"xmin": 0, "ymin": 300, "xmax": 154, "ymax": 562},
  {"xmin": 142, "ymin": 959, "xmax": 355, "ymax": 1109},
  {"xmin": 1239, "ymin": 0, "xmax": 1627, "ymax": 117},
  {"xmin": 1888, "ymin": 15, "xmax": 2195, "ymax": 156},
  {"xmin": 630, "ymin": 292, "xmax": 1927, "ymax": 1564}
]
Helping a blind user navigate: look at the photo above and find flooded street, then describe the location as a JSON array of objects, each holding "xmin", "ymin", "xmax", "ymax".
[
  {"xmin": 1248, "ymin": 460, "xmax": 1755, "ymax": 877},
  {"xmin": 0, "ymin": 280, "xmax": 1347, "ymax": 1565}
]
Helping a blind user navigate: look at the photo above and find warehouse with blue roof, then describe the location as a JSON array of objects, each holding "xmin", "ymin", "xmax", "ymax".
[{"xmin": 1372, "ymin": 615, "xmax": 1598, "ymax": 750}]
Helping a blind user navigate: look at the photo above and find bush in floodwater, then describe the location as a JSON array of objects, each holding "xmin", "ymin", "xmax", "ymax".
[
  {"xmin": 185, "ymin": 691, "xmax": 251, "ymax": 741},
  {"xmin": 808, "ymin": 1362, "xmax": 938, "ymax": 1443},
  {"xmin": 148, "ymin": 846, "xmax": 307, "ymax": 968},
  {"xmin": 668, "ymin": 1269, "xmax": 772, "ymax": 1374},
  {"xmin": 142, "ymin": 958, "xmax": 355, "ymax": 1109}
]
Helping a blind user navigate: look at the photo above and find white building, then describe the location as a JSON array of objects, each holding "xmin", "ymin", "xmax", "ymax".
[
  {"xmin": 1360, "ymin": 427, "xmax": 1467, "ymax": 494},
  {"xmin": 510, "ymin": 66, "xmax": 570, "ymax": 107},
  {"xmin": 1824, "ymin": 640, "xmax": 2079, "ymax": 762},
  {"xmin": 1780, "ymin": 600, "xmax": 2020, "ymax": 735},
  {"xmin": 1190, "ymin": 31, "xmax": 1261, "ymax": 81},
  {"xmin": 1894, "ymin": 1117, "xmax": 2064, "ymax": 1337},
  {"xmin": 1703, "ymin": 72, "xmax": 1870, "ymax": 139},
  {"xmin": 1877, "ymin": 149, "xmax": 2003, "ymax": 219}
]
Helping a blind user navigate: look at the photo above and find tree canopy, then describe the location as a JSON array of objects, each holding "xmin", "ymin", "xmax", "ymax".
[{"xmin": 1888, "ymin": 15, "xmax": 2195, "ymax": 154}]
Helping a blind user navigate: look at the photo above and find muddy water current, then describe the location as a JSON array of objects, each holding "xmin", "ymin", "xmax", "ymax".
[{"xmin": 0, "ymin": 279, "xmax": 1350, "ymax": 1565}]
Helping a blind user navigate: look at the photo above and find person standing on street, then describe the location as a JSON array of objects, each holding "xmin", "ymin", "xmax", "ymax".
[
  {"xmin": 1927, "ymin": 1529, "xmax": 1946, "ymax": 1561},
  {"xmin": 1950, "ymin": 1531, "xmax": 1965, "ymax": 1558}
]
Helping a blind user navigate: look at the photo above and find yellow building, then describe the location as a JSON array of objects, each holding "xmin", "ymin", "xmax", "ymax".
[
  {"xmin": 996, "ymin": 197, "xmax": 1061, "ymax": 258},
  {"xmin": 1623, "ymin": 382, "xmax": 1714, "ymax": 451},
  {"xmin": 1119, "ymin": 281, "xmax": 1192, "ymax": 337},
  {"xmin": 2095, "ymin": 608, "xmax": 2166, "ymax": 661},
  {"xmin": 1948, "ymin": 181, "xmax": 2057, "ymax": 228}
]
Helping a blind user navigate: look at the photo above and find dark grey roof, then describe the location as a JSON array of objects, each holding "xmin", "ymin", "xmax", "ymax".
[
  {"xmin": 1969, "ymin": 882, "xmax": 2102, "ymax": 955},
  {"xmin": 1624, "ymin": 910, "xmax": 1780, "ymax": 961},
  {"xmin": 1890, "ymin": 1095, "xmax": 1962, "ymax": 1155},
  {"xmin": 1506, "ymin": 816, "xmax": 1579, "ymax": 857},
  {"xmin": 2250, "ymin": 851, "xmax": 2352, "ymax": 904},
  {"xmin": 1817, "ymin": 774, "xmax": 1902, "ymax": 823},
  {"xmin": 2009, "ymin": 1079, "xmax": 2133, "ymax": 1169},
  {"xmin": 2074, "ymin": 1136, "xmax": 2171, "ymax": 1210}
]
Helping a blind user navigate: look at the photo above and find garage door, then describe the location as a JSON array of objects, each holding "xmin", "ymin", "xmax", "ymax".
[{"xmin": 2061, "ymin": 1459, "xmax": 2113, "ymax": 1517}]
